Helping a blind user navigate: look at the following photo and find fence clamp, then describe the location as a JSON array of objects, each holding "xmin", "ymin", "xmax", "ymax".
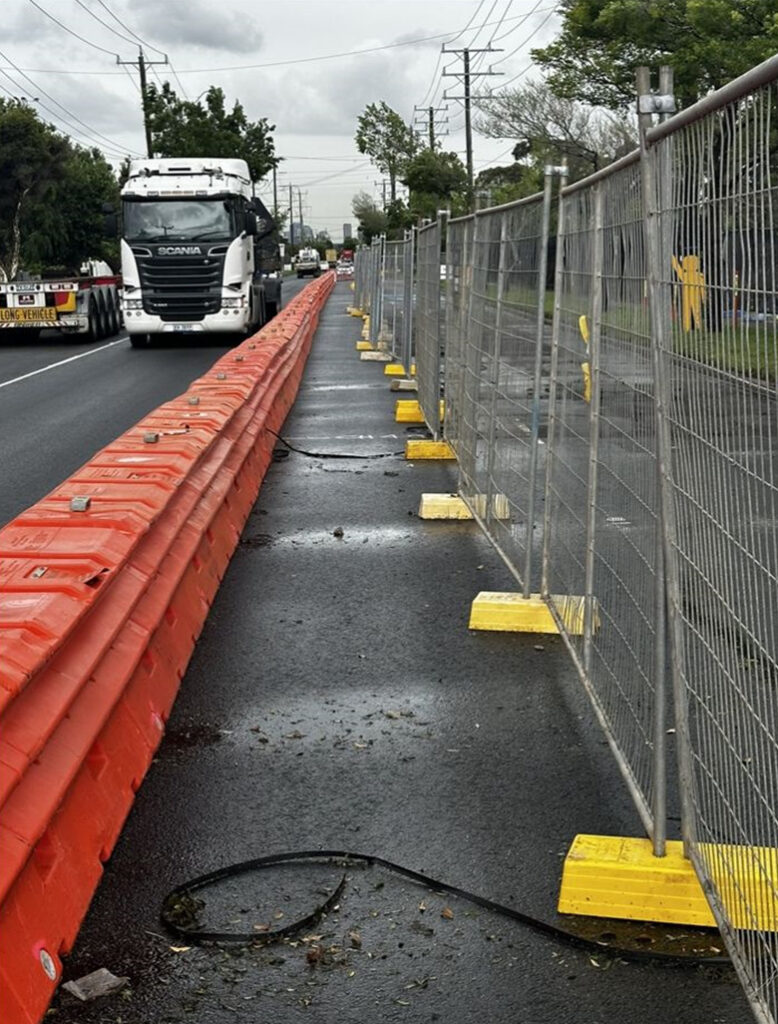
[
  {"xmin": 70, "ymin": 496, "xmax": 91, "ymax": 512},
  {"xmin": 638, "ymin": 93, "xmax": 676, "ymax": 115}
]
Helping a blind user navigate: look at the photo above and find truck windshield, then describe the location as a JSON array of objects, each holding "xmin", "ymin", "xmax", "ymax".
[{"xmin": 123, "ymin": 199, "xmax": 237, "ymax": 242}]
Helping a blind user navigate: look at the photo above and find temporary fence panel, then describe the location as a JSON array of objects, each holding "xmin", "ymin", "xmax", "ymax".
[
  {"xmin": 401, "ymin": 231, "xmax": 415, "ymax": 375},
  {"xmin": 414, "ymin": 218, "xmax": 445, "ymax": 437},
  {"xmin": 643, "ymin": 57, "xmax": 778, "ymax": 1024},
  {"xmin": 444, "ymin": 214, "xmax": 475, "ymax": 457},
  {"xmin": 353, "ymin": 247, "xmax": 368, "ymax": 313},
  {"xmin": 368, "ymin": 237, "xmax": 385, "ymax": 349},
  {"xmin": 381, "ymin": 238, "xmax": 409, "ymax": 362}
]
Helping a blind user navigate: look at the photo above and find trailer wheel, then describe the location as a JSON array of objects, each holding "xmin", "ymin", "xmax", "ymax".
[
  {"xmin": 87, "ymin": 301, "xmax": 101, "ymax": 342},
  {"xmin": 107, "ymin": 296, "xmax": 120, "ymax": 336}
]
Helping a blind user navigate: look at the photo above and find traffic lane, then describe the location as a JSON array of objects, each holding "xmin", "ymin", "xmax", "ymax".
[
  {"xmin": 0, "ymin": 275, "xmax": 304, "ymax": 382},
  {"xmin": 51, "ymin": 285, "xmax": 750, "ymax": 1024},
  {"xmin": 0, "ymin": 277, "xmax": 308, "ymax": 526},
  {"xmin": 0, "ymin": 327, "xmax": 123, "ymax": 381}
]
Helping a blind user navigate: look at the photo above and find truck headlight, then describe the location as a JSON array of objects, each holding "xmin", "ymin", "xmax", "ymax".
[
  {"xmin": 123, "ymin": 298, "xmax": 143, "ymax": 310},
  {"xmin": 222, "ymin": 296, "xmax": 246, "ymax": 308}
]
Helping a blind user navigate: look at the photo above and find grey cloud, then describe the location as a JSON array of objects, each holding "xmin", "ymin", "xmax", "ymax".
[{"xmin": 130, "ymin": 0, "xmax": 263, "ymax": 53}]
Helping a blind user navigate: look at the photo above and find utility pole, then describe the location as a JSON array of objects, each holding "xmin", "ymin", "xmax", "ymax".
[
  {"xmin": 374, "ymin": 179, "xmax": 390, "ymax": 209},
  {"xmin": 298, "ymin": 189, "xmax": 304, "ymax": 243},
  {"xmin": 288, "ymin": 183, "xmax": 294, "ymax": 246},
  {"xmin": 413, "ymin": 104, "xmax": 448, "ymax": 149},
  {"xmin": 272, "ymin": 165, "xmax": 278, "ymax": 221},
  {"xmin": 442, "ymin": 46, "xmax": 502, "ymax": 208},
  {"xmin": 117, "ymin": 48, "xmax": 168, "ymax": 159}
]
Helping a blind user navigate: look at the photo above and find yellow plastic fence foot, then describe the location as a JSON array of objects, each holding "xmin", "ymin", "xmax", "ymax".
[
  {"xmin": 361, "ymin": 351, "xmax": 393, "ymax": 362},
  {"xmin": 356, "ymin": 341, "xmax": 374, "ymax": 351},
  {"xmin": 405, "ymin": 439, "xmax": 456, "ymax": 460},
  {"xmin": 469, "ymin": 592, "xmax": 563, "ymax": 633},
  {"xmin": 390, "ymin": 379, "xmax": 418, "ymax": 392},
  {"xmin": 558, "ymin": 836, "xmax": 718, "ymax": 927},
  {"xmin": 348, "ymin": 307, "xmax": 362, "ymax": 316},
  {"xmin": 395, "ymin": 399, "xmax": 445, "ymax": 423},
  {"xmin": 396, "ymin": 399, "xmax": 424, "ymax": 423},
  {"xmin": 418, "ymin": 494, "xmax": 473, "ymax": 519},
  {"xmin": 384, "ymin": 363, "xmax": 407, "ymax": 376}
]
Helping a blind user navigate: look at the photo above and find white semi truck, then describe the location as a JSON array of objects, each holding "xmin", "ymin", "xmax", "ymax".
[{"xmin": 120, "ymin": 157, "xmax": 281, "ymax": 348}]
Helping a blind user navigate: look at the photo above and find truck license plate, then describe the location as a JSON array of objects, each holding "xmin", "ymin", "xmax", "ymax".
[{"xmin": 0, "ymin": 308, "xmax": 56, "ymax": 322}]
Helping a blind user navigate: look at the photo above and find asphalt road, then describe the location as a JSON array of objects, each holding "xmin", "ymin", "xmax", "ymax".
[
  {"xmin": 45, "ymin": 283, "xmax": 750, "ymax": 1024},
  {"xmin": 0, "ymin": 276, "xmax": 308, "ymax": 526}
]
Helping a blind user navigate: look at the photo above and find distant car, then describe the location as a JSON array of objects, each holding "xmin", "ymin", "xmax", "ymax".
[{"xmin": 336, "ymin": 261, "xmax": 354, "ymax": 277}]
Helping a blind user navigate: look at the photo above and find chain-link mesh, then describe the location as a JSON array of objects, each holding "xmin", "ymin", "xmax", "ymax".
[
  {"xmin": 401, "ymin": 231, "xmax": 415, "ymax": 375},
  {"xmin": 368, "ymin": 237, "xmax": 385, "ymax": 348},
  {"xmin": 415, "ymin": 219, "xmax": 444, "ymax": 437},
  {"xmin": 645, "ymin": 63, "xmax": 778, "ymax": 1024}
]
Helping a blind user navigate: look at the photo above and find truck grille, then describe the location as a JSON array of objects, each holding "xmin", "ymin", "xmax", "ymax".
[{"xmin": 135, "ymin": 251, "xmax": 224, "ymax": 321}]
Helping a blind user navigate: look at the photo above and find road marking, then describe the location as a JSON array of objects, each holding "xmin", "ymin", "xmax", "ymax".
[{"xmin": 0, "ymin": 336, "xmax": 129, "ymax": 390}]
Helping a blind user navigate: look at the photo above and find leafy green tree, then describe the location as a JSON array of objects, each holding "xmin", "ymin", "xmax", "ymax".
[
  {"xmin": 476, "ymin": 81, "xmax": 636, "ymax": 183},
  {"xmin": 0, "ymin": 100, "xmax": 69, "ymax": 279},
  {"xmin": 474, "ymin": 160, "xmax": 544, "ymax": 206},
  {"xmin": 355, "ymin": 101, "xmax": 419, "ymax": 203},
  {"xmin": 403, "ymin": 149, "xmax": 469, "ymax": 220},
  {"xmin": 352, "ymin": 191, "xmax": 388, "ymax": 243},
  {"xmin": 532, "ymin": 0, "xmax": 778, "ymax": 110},
  {"xmin": 23, "ymin": 146, "xmax": 120, "ymax": 272},
  {"xmin": 146, "ymin": 83, "xmax": 278, "ymax": 180}
]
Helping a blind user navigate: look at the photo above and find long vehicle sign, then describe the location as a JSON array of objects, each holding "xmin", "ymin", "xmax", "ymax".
[{"xmin": 0, "ymin": 308, "xmax": 57, "ymax": 322}]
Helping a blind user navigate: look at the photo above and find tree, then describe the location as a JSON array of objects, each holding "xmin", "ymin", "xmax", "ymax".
[
  {"xmin": 146, "ymin": 83, "xmax": 278, "ymax": 181},
  {"xmin": 0, "ymin": 100, "xmax": 69, "ymax": 279},
  {"xmin": 531, "ymin": 0, "xmax": 778, "ymax": 110},
  {"xmin": 474, "ymin": 161, "xmax": 544, "ymax": 207},
  {"xmin": 475, "ymin": 80, "xmax": 637, "ymax": 183},
  {"xmin": 352, "ymin": 191, "xmax": 387, "ymax": 243},
  {"xmin": 403, "ymin": 149, "xmax": 469, "ymax": 221},
  {"xmin": 23, "ymin": 146, "xmax": 120, "ymax": 272},
  {"xmin": 355, "ymin": 101, "xmax": 419, "ymax": 203}
]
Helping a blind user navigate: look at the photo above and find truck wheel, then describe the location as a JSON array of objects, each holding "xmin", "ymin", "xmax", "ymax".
[
  {"xmin": 130, "ymin": 333, "xmax": 153, "ymax": 349},
  {"xmin": 87, "ymin": 302, "xmax": 101, "ymax": 342},
  {"xmin": 108, "ymin": 298, "xmax": 120, "ymax": 336},
  {"xmin": 297, "ymin": 272, "xmax": 303, "ymax": 279},
  {"xmin": 265, "ymin": 301, "xmax": 278, "ymax": 320}
]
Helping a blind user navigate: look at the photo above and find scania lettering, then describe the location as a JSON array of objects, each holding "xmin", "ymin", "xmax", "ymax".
[{"xmin": 120, "ymin": 157, "xmax": 282, "ymax": 349}]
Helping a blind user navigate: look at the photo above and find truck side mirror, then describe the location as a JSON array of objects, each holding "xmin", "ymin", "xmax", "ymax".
[{"xmin": 245, "ymin": 211, "xmax": 258, "ymax": 236}]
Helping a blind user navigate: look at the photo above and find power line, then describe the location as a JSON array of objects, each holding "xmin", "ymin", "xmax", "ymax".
[
  {"xmin": 27, "ymin": 0, "xmax": 127, "ymax": 58},
  {"xmin": 0, "ymin": 46, "xmax": 141, "ymax": 155},
  {"xmin": 490, "ymin": 6, "xmax": 558, "ymax": 67},
  {"xmin": 417, "ymin": 0, "xmax": 487, "ymax": 109},
  {"xmin": 5, "ymin": 10, "xmax": 560, "ymax": 76},
  {"xmin": 92, "ymin": 0, "xmax": 189, "ymax": 99},
  {"xmin": 93, "ymin": 0, "xmax": 167, "ymax": 56},
  {"xmin": 72, "ymin": 0, "xmax": 139, "ymax": 48}
]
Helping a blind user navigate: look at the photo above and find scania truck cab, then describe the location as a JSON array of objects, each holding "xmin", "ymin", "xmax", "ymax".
[{"xmin": 120, "ymin": 157, "xmax": 281, "ymax": 348}]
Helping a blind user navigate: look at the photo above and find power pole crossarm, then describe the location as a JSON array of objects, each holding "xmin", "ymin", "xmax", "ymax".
[{"xmin": 441, "ymin": 46, "xmax": 502, "ymax": 210}]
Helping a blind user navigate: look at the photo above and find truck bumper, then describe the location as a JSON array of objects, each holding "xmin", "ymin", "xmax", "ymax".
[{"xmin": 123, "ymin": 308, "xmax": 251, "ymax": 336}]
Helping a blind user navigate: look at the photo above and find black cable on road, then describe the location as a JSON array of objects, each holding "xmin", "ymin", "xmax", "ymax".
[{"xmin": 161, "ymin": 850, "xmax": 733, "ymax": 967}]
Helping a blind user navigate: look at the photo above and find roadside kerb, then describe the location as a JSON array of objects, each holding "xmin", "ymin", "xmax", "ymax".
[{"xmin": 0, "ymin": 273, "xmax": 334, "ymax": 1024}]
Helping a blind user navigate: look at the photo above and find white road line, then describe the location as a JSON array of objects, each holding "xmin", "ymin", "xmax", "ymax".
[{"xmin": 0, "ymin": 336, "xmax": 129, "ymax": 390}]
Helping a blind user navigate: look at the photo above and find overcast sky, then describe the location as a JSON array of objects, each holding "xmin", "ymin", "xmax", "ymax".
[{"xmin": 2, "ymin": 0, "xmax": 560, "ymax": 240}]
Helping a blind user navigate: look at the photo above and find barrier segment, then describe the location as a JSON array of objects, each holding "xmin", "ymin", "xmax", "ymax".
[{"xmin": 0, "ymin": 273, "xmax": 335, "ymax": 1024}]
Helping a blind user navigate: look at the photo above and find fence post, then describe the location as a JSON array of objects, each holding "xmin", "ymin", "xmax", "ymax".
[{"xmin": 639, "ymin": 66, "xmax": 687, "ymax": 860}]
